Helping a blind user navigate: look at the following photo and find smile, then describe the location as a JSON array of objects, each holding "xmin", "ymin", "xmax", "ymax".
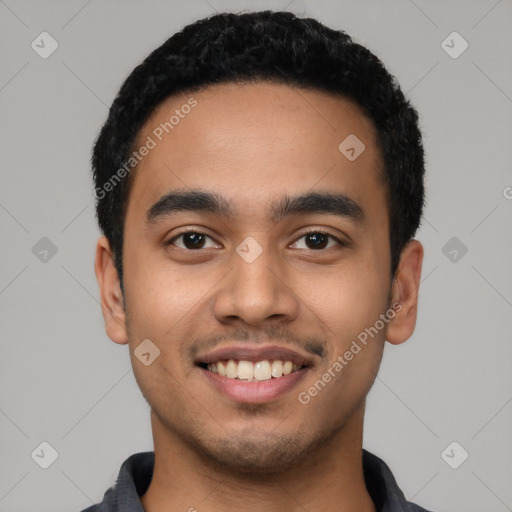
[
  {"xmin": 195, "ymin": 343, "xmax": 315, "ymax": 403},
  {"xmin": 203, "ymin": 359, "xmax": 303, "ymax": 381}
]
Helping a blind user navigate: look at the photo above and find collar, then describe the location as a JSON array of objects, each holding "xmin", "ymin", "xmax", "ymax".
[{"xmin": 81, "ymin": 449, "xmax": 432, "ymax": 512}]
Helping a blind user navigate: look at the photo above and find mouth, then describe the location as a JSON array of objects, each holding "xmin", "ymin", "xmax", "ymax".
[
  {"xmin": 200, "ymin": 358, "xmax": 304, "ymax": 380},
  {"xmin": 195, "ymin": 345, "xmax": 314, "ymax": 403}
]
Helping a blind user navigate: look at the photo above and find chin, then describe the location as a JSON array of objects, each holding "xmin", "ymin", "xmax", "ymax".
[
  {"xmin": 188, "ymin": 423, "xmax": 337, "ymax": 476},
  {"xmin": 202, "ymin": 434, "xmax": 307, "ymax": 474}
]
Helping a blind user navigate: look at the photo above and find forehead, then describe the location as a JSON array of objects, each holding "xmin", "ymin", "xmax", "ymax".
[{"xmin": 127, "ymin": 82, "xmax": 385, "ymax": 222}]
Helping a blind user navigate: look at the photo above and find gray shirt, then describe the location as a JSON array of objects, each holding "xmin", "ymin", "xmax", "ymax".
[{"xmin": 80, "ymin": 449, "xmax": 433, "ymax": 511}]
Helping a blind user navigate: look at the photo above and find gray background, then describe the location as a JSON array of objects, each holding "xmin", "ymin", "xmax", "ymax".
[{"xmin": 1, "ymin": 0, "xmax": 511, "ymax": 510}]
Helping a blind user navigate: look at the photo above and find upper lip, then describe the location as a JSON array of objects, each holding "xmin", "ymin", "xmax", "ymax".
[{"xmin": 195, "ymin": 344, "xmax": 316, "ymax": 368}]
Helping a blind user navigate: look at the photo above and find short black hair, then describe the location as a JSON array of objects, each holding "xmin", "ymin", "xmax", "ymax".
[{"xmin": 92, "ymin": 10, "xmax": 425, "ymax": 293}]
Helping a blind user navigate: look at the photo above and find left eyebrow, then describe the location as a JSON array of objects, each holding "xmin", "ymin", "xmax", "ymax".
[
  {"xmin": 145, "ymin": 189, "xmax": 366, "ymax": 226},
  {"xmin": 271, "ymin": 191, "xmax": 365, "ymax": 225}
]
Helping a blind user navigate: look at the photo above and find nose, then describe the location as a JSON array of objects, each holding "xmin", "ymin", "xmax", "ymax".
[{"xmin": 212, "ymin": 241, "xmax": 300, "ymax": 328}]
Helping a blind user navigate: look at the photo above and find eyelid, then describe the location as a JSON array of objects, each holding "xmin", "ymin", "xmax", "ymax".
[
  {"xmin": 289, "ymin": 229, "xmax": 346, "ymax": 249},
  {"xmin": 166, "ymin": 229, "xmax": 221, "ymax": 249}
]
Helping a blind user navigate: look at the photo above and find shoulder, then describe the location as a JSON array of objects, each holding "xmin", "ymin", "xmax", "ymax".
[
  {"xmin": 76, "ymin": 452, "xmax": 154, "ymax": 512},
  {"xmin": 362, "ymin": 449, "xmax": 436, "ymax": 512}
]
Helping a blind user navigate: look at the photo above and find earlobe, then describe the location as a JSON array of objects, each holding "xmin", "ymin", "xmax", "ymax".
[
  {"xmin": 94, "ymin": 235, "xmax": 128, "ymax": 345},
  {"xmin": 385, "ymin": 240, "xmax": 424, "ymax": 346}
]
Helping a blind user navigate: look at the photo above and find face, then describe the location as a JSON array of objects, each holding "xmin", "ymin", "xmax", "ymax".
[{"xmin": 96, "ymin": 82, "xmax": 423, "ymax": 473}]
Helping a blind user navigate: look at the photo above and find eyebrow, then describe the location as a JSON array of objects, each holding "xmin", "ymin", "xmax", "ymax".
[{"xmin": 145, "ymin": 189, "xmax": 366, "ymax": 226}]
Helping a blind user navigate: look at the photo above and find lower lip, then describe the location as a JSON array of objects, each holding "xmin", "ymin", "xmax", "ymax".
[{"xmin": 199, "ymin": 367, "xmax": 309, "ymax": 404}]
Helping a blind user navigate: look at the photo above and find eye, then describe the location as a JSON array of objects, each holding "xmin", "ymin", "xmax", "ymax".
[
  {"xmin": 166, "ymin": 229, "xmax": 344, "ymax": 252},
  {"xmin": 290, "ymin": 230, "xmax": 344, "ymax": 251},
  {"xmin": 167, "ymin": 231, "xmax": 220, "ymax": 250}
]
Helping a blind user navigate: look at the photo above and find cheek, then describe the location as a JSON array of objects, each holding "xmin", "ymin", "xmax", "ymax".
[
  {"xmin": 298, "ymin": 270, "xmax": 388, "ymax": 426},
  {"xmin": 303, "ymin": 253, "xmax": 390, "ymax": 402},
  {"xmin": 123, "ymin": 252, "xmax": 226, "ymax": 398},
  {"xmin": 123, "ymin": 240, "xmax": 203, "ymax": 335},
  {"xmin": 310, "ymin": 256, "xmax": 391, "ymax": 339}
]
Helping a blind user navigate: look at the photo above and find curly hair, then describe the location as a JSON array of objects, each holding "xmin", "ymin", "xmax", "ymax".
[{"xmin": 92, "ymin": 10, "xmax": 425, "ymax": 292}]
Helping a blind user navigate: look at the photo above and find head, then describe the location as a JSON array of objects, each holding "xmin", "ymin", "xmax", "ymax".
[{"xmin": 94, "ymin": 11, "xmax": 424, "ymax": 473}]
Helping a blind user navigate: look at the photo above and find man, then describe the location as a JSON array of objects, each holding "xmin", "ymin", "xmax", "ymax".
[{"xmin": 86, "ymin": 10, "xmax": 431, "ymax": 512}]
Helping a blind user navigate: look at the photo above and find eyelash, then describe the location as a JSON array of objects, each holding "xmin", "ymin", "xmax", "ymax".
[{"xmin": 166, "ymin": 229, "xmax": 345, "ymax": 251}]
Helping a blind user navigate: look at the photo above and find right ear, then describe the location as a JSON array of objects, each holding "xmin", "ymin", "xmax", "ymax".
[{"xmin": 94, "ymin": 235, "xmax": 128, "ymax": 344}]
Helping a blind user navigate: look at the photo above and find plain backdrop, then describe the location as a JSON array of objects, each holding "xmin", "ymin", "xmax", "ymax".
[{"xmin": 1, "ymin": 1, "xmax": 511, "ymax": 511}]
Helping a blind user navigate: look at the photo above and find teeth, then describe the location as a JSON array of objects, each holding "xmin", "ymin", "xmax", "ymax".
[
  {"xmin": 271, "ymin": 360, "xmax": 283, "ymax": 378},
  {"xmin": 237, "ymin": 360, "xmax": 253, "ymax": 380},
  {"xmin": 254, "ymin": 360, "xmax": 271, "ymax": 380},
  {"xmin": 283, "ymin": 361, "xmax": 293, "ymax": 375},
  {"xmin": 206, "ymin": 359, "xmax": 302, "ymax": 381},
  {"xmin": 225, "ymin": 359, "xmax": 238, "ymax": 378}
]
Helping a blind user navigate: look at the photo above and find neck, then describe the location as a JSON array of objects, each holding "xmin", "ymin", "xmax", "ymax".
[{"xmin": 141, "ymin": 402, "xmax": 376, "ymax": 512}]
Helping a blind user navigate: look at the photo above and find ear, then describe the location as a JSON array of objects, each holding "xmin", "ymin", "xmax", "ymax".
[
  {"xmin": 94, "ymin": 235, "xmax": 128, "ymax": 345},
  {"xmin": 385, "ymin": 239, "xmax": 424, "ymax": 345}
]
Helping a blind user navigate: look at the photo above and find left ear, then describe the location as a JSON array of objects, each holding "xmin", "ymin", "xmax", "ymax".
[{"xmin": 385, "ymin": 239, "xmax": 424, "ymax": 345}]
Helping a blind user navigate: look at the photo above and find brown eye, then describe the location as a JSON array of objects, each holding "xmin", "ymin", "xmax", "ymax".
[
  {"xmin": 290, "ymin": 231, "xmax": 343, "ymax": 251},
  {"xmin": 168, "ymin": 232, "xmax": 218, "ymax": 250},
  {"xmin": 305, "ymin": 232, "xmax": 329, "ymax": 249}
]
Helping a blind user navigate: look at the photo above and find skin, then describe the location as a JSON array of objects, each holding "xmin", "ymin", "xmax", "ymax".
[{"xmin": 95, "ymin": 82, "xmax": 423, "ymax": 512}]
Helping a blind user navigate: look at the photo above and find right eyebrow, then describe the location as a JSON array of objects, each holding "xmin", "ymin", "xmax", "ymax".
[{"xmin": 145, "ymin": 190, "xmax": 234, "ymax": 225}]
